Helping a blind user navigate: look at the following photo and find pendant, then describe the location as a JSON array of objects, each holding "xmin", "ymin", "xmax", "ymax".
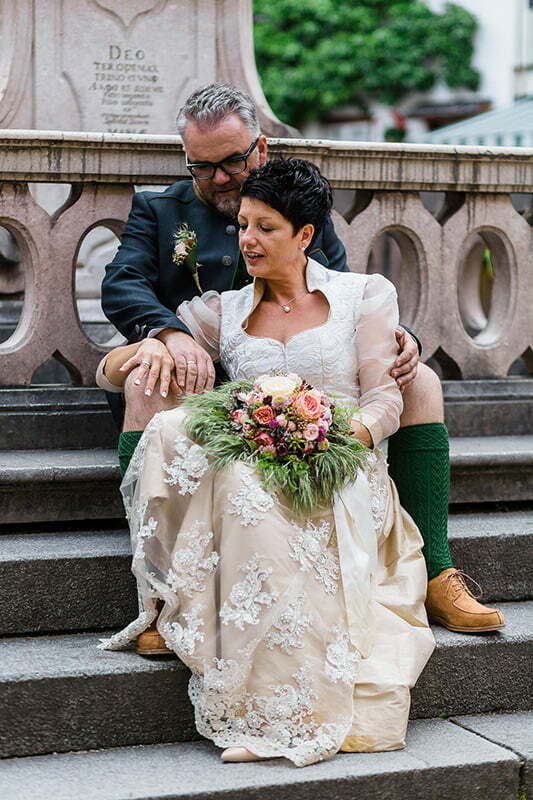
[{"xmin": 282, "ymin": 305, "xmax": 291, "ymax": 313}]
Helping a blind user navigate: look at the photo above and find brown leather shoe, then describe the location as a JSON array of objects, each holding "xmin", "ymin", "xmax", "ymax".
[
  {"xmin": 136, "ymin": 601, "xmax": 173, "ymax": 655},
  {"xmin": 136, "ymin": 625, "xmax": 173, "ymax": 655},
  {"xmin": 426, "ymin": 568, "xmax": 505, "ymax": 633}
]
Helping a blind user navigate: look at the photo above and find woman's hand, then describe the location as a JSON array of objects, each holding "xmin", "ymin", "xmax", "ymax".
[
  {"xmin": 349, "ymin": 419, "xmax": 373, "ymax": 448},
  {"xmin": 119, "ymin": 338, "xmax": 181, "ymax": 398}
]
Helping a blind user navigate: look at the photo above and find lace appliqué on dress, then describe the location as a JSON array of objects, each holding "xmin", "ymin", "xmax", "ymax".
[
  {"xmin": 131, "ymin": 502, "xmax": 159, "ymax": 564},
  {"xmin": 324, "ymin": 626, "xmax": 361, "ymax": 686},
  {"xmin": 167, "ymin": 521, "xmax": 219, "ymax": 598},
  {"xmin": 366, "ymin": 451, "xmax": 388, "ymax": 534},
  {"xmin": 220, "ymin": 553, "xmax": 278, "ymax": 630},
  {"xmin": 163, "ymin": 434, "xmax": 209, "ymax": 495},
  {"xmin": 264, "ymin": 595, "xmax": 312, "ymax": 654},
  {"xmin": 228, "ymin": 472, "xmax": 274, "ymax": 527},
  {"xmin": 160, "ymin": 604, "xmax": 206, "ymax": 657},
  {"xmin": 97, "ymin": 608, "xmax": 158, "ymax": 651},
  {"xmin": 189, "ymin": 660, "xmax": 346, "ymax": 767},
  {"xmin": 289, "ymin": 520, "xmax": 340, "ymax": 595}
]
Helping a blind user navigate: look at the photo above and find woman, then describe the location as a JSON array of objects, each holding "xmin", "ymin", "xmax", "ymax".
[{"xmin": 97, "ymin": 158, "xmax": 435, "ymax": 767}]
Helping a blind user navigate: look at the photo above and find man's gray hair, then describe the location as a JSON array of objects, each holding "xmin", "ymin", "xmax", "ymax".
[{"xmin": 177, "ymin": 83, "xmax": 260, "ymax": 139}]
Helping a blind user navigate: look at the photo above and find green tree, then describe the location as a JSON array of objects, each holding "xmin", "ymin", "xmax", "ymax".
[{"xmin": 253, "ymin": 0, "xmax": 480, "ymax": 128}]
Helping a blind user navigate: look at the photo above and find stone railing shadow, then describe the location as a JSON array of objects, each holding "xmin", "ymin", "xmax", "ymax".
[{"xmin": 0, "ymin": 130, "xmax": 531, "ymax": 385}]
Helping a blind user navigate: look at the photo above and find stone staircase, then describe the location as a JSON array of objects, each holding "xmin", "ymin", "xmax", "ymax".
[{"xmin": 0, "ymin": 380, "xmax": 532, "ymax": 800}]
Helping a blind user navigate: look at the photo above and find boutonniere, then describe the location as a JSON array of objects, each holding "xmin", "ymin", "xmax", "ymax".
[{"xmin": 172, "ymin": 223, "xmax": 203, "ymax": 292}]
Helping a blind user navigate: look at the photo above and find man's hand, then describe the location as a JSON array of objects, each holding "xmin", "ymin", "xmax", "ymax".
[
  {"xmin": 391, "ymin": 327, "xmax": 419, "ymax": 391},
  {"xmin": 156, "ymin": 329, "xmax": 216, "ymax": 394}
]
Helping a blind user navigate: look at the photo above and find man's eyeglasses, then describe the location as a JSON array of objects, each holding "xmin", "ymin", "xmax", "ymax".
[{"xmin": 186, "ymin": 138, "xmax": 259, "ymax": 180}]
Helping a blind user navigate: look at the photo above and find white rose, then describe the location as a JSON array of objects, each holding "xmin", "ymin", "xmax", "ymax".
[{"xmin": 255, "ymin": 373, "xmax": 301, "ymax": 400}]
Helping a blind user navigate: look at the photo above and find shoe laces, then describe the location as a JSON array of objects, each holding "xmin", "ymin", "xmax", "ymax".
[{"xmin": 443, "ymin": 570, "xmax": 484, "ymax": 601}]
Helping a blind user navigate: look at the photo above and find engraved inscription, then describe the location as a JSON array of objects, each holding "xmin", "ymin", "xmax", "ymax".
[{"xmin": 90, "ymin": 44, "xmax": 164, "ymax": 133}]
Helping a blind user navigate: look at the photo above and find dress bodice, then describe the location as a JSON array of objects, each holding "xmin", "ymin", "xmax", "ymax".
[
  {"xmin": 219, "ymin": 264, "xmax": 365, "ymax": 399},
  {"xmin": 177, "ymin": 258, "xmax": 402, "ymax": 447}
]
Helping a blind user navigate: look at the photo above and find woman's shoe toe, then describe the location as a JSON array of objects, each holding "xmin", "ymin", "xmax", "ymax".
[{"xmin": 221, "ymin": 747, "xmax": 270, "ymax": 762}]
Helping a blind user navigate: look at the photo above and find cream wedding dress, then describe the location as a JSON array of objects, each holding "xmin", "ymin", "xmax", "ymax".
[{"xmin": 98, "ymin": 259, "xmax": 435, "ymax": 767}]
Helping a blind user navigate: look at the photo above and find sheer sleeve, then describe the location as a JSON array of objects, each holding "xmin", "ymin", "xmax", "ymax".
[
  {"xmin": 95, "ymin": 355, "xmax": 124, "ymax": 393},
  {"xmin": 176, "ymin": 291, "xmax": 222, "ymax": 362},
  {"xmin": 355, "ymin": 274, "xmax": 403, "ymax": 447}
]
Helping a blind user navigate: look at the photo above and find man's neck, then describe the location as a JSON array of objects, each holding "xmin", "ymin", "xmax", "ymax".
[{"xmin": 192, "ymin": 181, "xmax": 236, "ymax": 218}]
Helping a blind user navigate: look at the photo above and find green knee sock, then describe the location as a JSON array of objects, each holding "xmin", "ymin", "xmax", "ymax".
[
  {"xmin": 387, "ymin": 422, "xmax": 454, "ymax": 580},
  {"xmin": 118, "ymin": 430, "xmax": 143, "ymax": 477}
]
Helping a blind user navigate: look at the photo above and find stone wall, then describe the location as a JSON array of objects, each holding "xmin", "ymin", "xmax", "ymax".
[{"xmin": 0, "ymin": 131, "xmax": 531, "ymax": 385}]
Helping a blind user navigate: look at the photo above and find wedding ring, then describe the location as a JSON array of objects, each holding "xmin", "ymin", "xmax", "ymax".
[
  {"xmin": 186, "ymin": 360, "xmax": 197, "ymax": 366},
  {"xmin": 141, "ymin": 360, "xmax": 151, "ymax": 366}
]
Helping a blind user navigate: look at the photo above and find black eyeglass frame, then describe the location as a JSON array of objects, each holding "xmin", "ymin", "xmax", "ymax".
[{"xmin": 185, "ymin": 137, "xmax": 260, "ymax": 180}]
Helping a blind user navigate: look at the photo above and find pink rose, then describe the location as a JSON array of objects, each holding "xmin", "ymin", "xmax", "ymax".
[
  {"xmin": 255, "ymin": 432, "xmax": 274, "ymax": 448},
  {"xmin": 303, "ymin": 423, "xmax": 320, "ymax": 441},
  {"xmin": 293, "ymin": 390, "xmax": 322, "ymax": 421},
  {"xmin": 253, "ymin": 405, "xmax": 275, "ymax": 425},
  {"xmin": 174, "ymin": 241, "xmax": 188, "ymax": 258},
  {"xmin": 231, "ymin": 410, "xmax": 245, "ymax": 425}
]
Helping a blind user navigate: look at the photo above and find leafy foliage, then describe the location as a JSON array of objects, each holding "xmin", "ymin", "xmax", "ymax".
[
  {"xmin": 183, "ymin": 380, "xmax": 369, "ymax": 517},
  {"xmin": 253, "ymin": 0, "xmax": 480, "ymax": 127}
]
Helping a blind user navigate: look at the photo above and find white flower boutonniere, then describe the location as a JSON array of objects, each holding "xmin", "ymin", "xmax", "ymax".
[{"xmin": 172, "ymin": 223, "xmax": 203, "ymax": 292}]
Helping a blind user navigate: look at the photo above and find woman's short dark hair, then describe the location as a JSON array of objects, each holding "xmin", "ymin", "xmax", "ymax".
[{"xmin": 240, "ymin": 158, "xmax": 333, "ymax": 235}]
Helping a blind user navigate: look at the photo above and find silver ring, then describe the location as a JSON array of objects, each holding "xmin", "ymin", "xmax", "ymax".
[
  {"xmin": 141, "ymin": 360, "xmax": 151, "ymax": 367},
  {"xmin": 186, "ymin": 360, "xmax": 197, "ymax": 366}
]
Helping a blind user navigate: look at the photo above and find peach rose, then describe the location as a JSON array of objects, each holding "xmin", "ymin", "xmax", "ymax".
[
  {"xmin": 254, "ymin": 431, "xmax": 274, "ymax": 448},
  {"xmin": 303, "ymin": 423, "xmax": 320, "ymax": 441},
  {"xmin": 231, "ymin": 409, "xmax": 245, "ymax": 425},
  {"xmin": 253, "ymin": 405, "xmax": 275, "ymax": 425},
  {"xmin": 293, "ymin": 390, "xmax": 322, "ymax": 421}
]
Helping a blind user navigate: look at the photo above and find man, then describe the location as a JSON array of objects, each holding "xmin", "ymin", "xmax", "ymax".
[{"xmin": 102, "ymin": 83, "xmax": 503, "ymax": 645}]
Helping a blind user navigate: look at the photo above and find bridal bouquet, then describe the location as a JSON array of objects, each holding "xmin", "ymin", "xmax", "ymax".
[{"xmin": 184, "ymin": 373, "xmax": 368, "ymax": 516}]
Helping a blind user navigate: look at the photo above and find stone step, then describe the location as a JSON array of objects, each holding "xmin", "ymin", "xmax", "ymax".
[
  {"xmin": 0, "ymin": 379, "xmax": 530, "ymax": 452},
  {"xmin": 443, "ymin": 378, "xmax": 533, "ymax": 437},
  {"xmin": 0, "ymin": 602, "xmax": 530, "ymax": 759},
  {"xmin": 1, "ymin": 435, "xmax": 532, "ymax": 525},
  {"xmin": 447, "ymin": 507, "xmax": 533, "ymax": 603},
  {"xmin": 449, "ymin": 435, "xmax": 533, "ymax": 504},
  {"xmin": 0, "ymin": 449, "xmax": 122, "ymax": 524},
  {"xmin": 451, "ymin": 712, "xmax": 533, "ymax": 798},
  {"xmin": 0, "ymin": 387, "xmax": 118, "ymax": 451},
  {"xmin": 1, "ymin": 510, "xmax": 531, "ymax": 636},
  {"xmin": 0, "ymin": 715, "xmax": 525, "ymax": 800},
  {"xmin": 0, "ymin": 528, "xmax": 138, "ymax": 635}
]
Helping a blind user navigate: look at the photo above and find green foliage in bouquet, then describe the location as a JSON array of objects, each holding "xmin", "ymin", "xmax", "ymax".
[{"xmin": 183, "ymin": 380, "xmax": 369, "ymax": 517}]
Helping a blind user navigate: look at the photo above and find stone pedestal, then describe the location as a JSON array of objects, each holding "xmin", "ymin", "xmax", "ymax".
[
  {"xmin": 0, "ymin": 0, "xmax": 291, "ymax": 137},
  {"xmin": 0, "ymin": 0, "xmax": 291, "ymax": 377}
]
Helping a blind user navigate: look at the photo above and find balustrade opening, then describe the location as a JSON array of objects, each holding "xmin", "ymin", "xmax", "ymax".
[
  {"xmin": 366, "ymin": 229, "xmax": 421, "ymax": 327},
  {"xmin": 75, "ymin": 226, "xmax": 123, "ymax": 346},
  {"xmin": 0, "ymin": 224, "xmax": 23, "ymax": 344},
  {"xmin": 457, "ymin": 232, "xmax": 511, "ymax": 346}
]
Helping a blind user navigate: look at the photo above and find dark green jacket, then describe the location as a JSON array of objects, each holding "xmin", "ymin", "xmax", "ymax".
[{"xmin": 101, "ymin": 180, "xmax": 348, "ymax": 342}]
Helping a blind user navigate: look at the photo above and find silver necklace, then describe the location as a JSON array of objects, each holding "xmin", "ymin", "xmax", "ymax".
[{"xmin": 273, "ymin": 288, "xmax": 309, "ymax": 313}]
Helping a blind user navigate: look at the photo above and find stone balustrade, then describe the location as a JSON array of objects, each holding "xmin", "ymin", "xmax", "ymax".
[{"xmin": 0, "ymin": 130, "xmax": 531, "ymax": 385}]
